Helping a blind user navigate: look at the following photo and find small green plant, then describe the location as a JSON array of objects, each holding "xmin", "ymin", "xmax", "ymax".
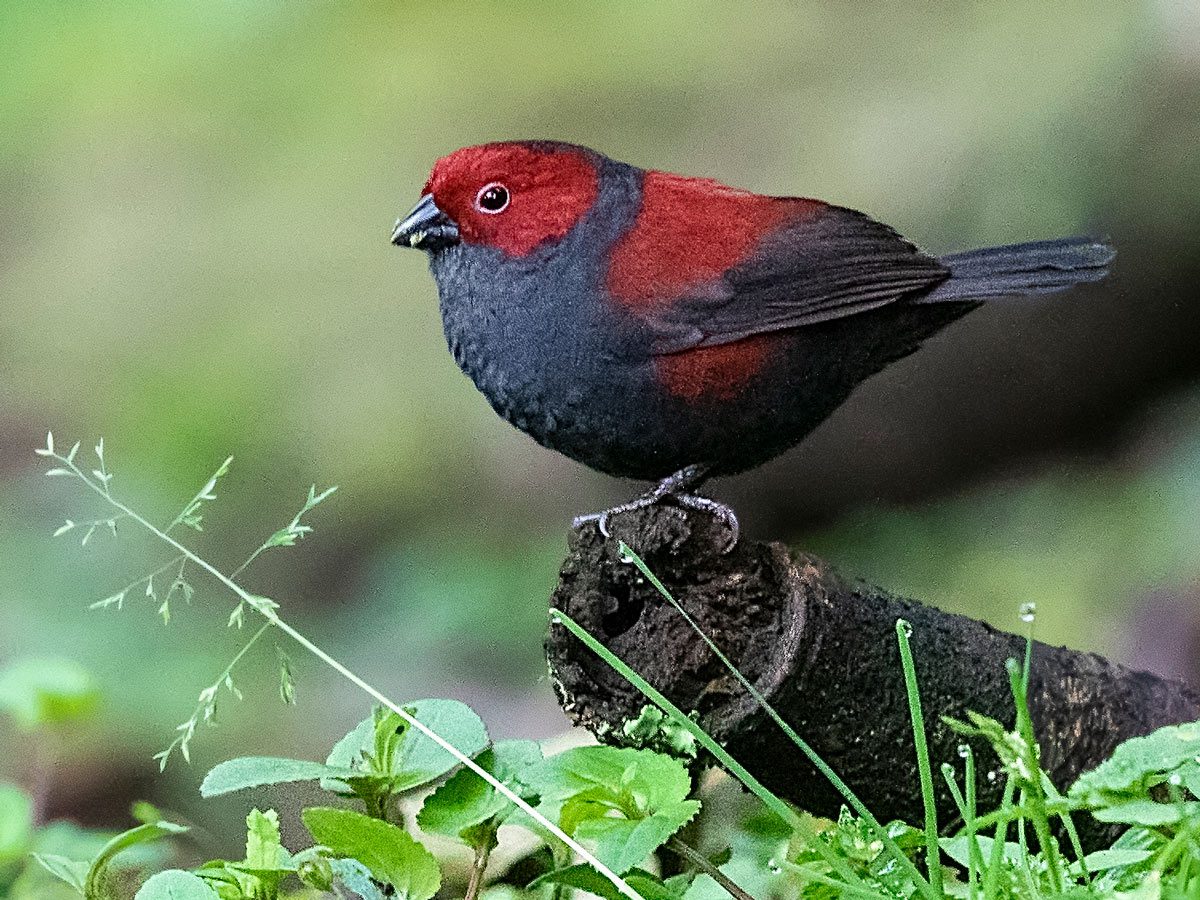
[{"xmin": 27, "ymin": 435, "xmax": 1200, "ymax": 899}]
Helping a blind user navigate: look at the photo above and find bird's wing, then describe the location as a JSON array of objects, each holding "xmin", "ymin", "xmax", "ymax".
[{"xmin": 606, "ymin": 172, "xmax": 950, "ymax": 353}]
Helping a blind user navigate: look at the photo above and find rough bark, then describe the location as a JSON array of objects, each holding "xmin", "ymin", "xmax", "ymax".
[{"xmin": 545, "ymin": 506, "xmax": 1200, "ymax": 840}]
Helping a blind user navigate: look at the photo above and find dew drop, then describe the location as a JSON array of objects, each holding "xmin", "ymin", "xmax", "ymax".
[
  {"xmin": 767, "ymin": 858, "xmax": 782, "ymax": 874},
  {"xmin": 1019, "ymin": 602, "xmax": 1037, "ymax": 623},
  {"xmin": 1169, "ymin": 773, "xmax": 1183, "ymax": 786},
  {"xmin": 986, "ymin": 770, "xmax": 998, "ymax": 782},
  {"xmin": 957, "ymin": 744, "xmax": 971, "ymax": 759},
  {"xmin": 899, "ymin": 620, "xmax": 914, "ymax": 638}
]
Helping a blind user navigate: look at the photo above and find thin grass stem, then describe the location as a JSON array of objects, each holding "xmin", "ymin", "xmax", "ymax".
[
  {"xmin": 981, "ymin": 777, "xmax": 1016, "ymax": 900},
  {"xmin": 667, "ymin": 837, "xmax": 755, "ymax": 900},
  {"xmin": 619, "ymin": 543, "xmax": 937, "ymax": 900},
  {"xmin": 551, "ymin": 609, "xmax": 871, "ymax": 893},
  {"xmin": 51, "ymin": 455, "xmax": 643, "ymax": 900},
  {"xmin": 896, "ymin": 619, "xmax": 944, "ymax": 897}
]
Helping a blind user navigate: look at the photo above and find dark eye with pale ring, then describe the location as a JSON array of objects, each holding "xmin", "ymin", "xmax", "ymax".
[{"xmin": 476, "ymin": 183, "xmax": 510, "ymax": 213}]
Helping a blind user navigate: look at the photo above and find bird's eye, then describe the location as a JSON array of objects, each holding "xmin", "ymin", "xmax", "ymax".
[{"xmin": 475, "ymin": 182, "xmax": 510, "ymax": 214}]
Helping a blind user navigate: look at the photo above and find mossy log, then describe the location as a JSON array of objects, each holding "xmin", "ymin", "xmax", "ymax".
[{"xmin": 545, "ymin": 506, "xmax": 1200, "ymax": 838}]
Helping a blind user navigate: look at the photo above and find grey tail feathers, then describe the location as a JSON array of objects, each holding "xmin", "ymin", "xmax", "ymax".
[{"xmin": 919, "ymin": 237, "xmax": 1115, "ymax": 303}]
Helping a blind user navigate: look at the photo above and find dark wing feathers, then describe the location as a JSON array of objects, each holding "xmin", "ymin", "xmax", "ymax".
[{"xmin": 645, "ymin": 206, "xmax": 950, "ymax": 353}]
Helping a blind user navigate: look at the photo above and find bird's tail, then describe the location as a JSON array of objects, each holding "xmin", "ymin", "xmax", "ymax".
[{"xmin": 919, "ymin": 237, "xmax": 1115, "ymax": 303}]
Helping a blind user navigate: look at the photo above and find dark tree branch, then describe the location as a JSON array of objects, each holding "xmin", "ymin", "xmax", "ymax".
[{"xmin": 546, "ymin": 506, "xmax": 1200, "ymax": 844}]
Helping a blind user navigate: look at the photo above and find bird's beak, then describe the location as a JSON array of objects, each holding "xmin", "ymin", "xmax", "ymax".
[{"xmin": 391, "ymin": 194, "xmax": 459, "ymax": 251}]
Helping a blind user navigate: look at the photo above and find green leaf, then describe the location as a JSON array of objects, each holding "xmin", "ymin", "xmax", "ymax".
[
  {"xmin": 134, "ymin": 870, "xmax": 221, "ymax": 900},
  {"xmin": 576, "ymin": 800, "xmax": 701, "ymax": 873},
  {"xmin": 0, "ymin": 658, "xmax": 100, "ymax": 730},
  {"xmin": 325, "ymin": 700, "xmax": 489, "ymax": 793},
  {"xmin": 530, "ymin": 865, "xmax": 681, "ymax": 900},
  {"xmin": 0, "ymin": 781, "xmax": 33, "ymax": 864},
  {"xmin": 1070, "ymin": 721, "xmax": 1200, "ymax": 803},
  {"xmin": 328, "ymin": 858, "xmax": 386, "ymax": 900},
  {"xmin": 199, "ymin": 757, "xmax": 356, "ymax": 797},
  {"xmin": 303, "ymin": 807, "xmax": 440, "ymax": 900},
  {"xmin": 32, "ymin": 853, "xmax": 89, "ymax": 893},
  {"xmin": 86, "ymin": 821, "xmax": 189, "ymax": 898},
  {"xmin": 1090, "ymin": 799, "xmax": 1199, "ymax": 826},
  {"xmin": 417, "ymin": 740, "xmax": 542, "ymax": 841},
  {"xmin": 528, "ymin": 745, "xmax": 693, "ymax": 817},
  {"xmin": 523, "ymin": 747, "xmax": 699, "ymax": 874},
  {"xmin": 244, "ymin": 809, "xmax": 288, "ymax": 871},
  {"xmin": 940, "ymin": 834, "xmax": 1022, "ymax": 869},
  {"xmin": 1069, "ymin": 847, "xmax": 1154, "ymax": 875}
]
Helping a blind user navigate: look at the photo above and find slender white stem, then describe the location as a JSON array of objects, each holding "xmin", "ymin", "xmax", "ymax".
[{"xmin": 60, "ymin": 460, "xmax": 640, "ymax": 900}]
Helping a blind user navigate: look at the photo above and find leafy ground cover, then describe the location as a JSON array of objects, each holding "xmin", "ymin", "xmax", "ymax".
[{"xmin": 4, "ymin": 437, "xmax": 1199, "ymax": 899}]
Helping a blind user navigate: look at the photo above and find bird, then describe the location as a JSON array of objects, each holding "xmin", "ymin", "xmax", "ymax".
[{"xmin": 391, "ymin": 140, "xmax": 1114, "ymax": 546}]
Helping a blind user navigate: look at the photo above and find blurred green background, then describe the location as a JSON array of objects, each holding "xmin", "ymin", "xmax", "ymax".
[{"xmin": 2, "ymin": 0, "xmax": 1199, "ymax": 858}]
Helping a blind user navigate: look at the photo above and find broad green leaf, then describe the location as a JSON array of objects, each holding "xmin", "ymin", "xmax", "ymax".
[
  {"xmin": 1070, "ymin": 721, "xmax": 1200, "ymax": 802},
  {"xmin": 303, "ymin": 807, "xmax": 440, "ymax": 900},
  {"xmin": 32, "ymin": 853, "xmax": 89, "ymax": 893},
  {"xmin": 0, "ymin": 781, "xmax": 33, "ymax": 863},
  {"xmin": 200, "ymin": 757, "xmax": 355, "ymax": 797},
  {"xmin": 528, "ymin": 746, "xmax": 693, "ymax": 822},
  {"xmin": 324, "ymin": 700, "xmax": 488, "ymax": 793},
  {"xmin": 0, "ymin": 658, "xmax": 99, "ymax": 730},
  {"xmin": 326, "ymin": 716, "xmax": 375, "ymax": 769},
  {"xmin": 531, "ymin": 746, "xmax": 691, "ymax": 808},
  {"xmin": 940, "ymin": 834, "xmax": 1022, "ymax": 869},
  {"xmin": 1070, "ymin": 847, "xmax": 1154, "ymax": 875},
  {"xmin": 86, "ymin": 821, "xmax": 189, "ymax": 899},
  {"xmin": 417, "ymin": 740, "xmax": 542, "ymax": 841},
  {"xmin": 328, "ymin": 858, "xmax": 386, "ymax": 900},
  {"xmin": 1093, "ymin": 828, "xmax": 1166, "ymax": 893},
  {"xmin": 134, "ymin": 870, "xmax": 220, "ymax": 900},
  {"xmin": 1091, "ymin": 799, "xmax": 1199, "ymax": 826},
  {"xmin": 576, "ymin": 800, "xmax": 700, "ymax": 874}
]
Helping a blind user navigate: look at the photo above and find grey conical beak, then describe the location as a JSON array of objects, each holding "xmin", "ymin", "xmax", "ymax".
[{"xmin": 391, "ymin": 194, "xmax": 459, "ymax": 251}]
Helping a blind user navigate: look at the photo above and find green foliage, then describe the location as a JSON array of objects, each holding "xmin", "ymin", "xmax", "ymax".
[
  {"xmin": 530, "ymin": 863, "xmax": 693, "ymax": 900},
  {"xmin": 0, "ymin": 658, "xmax": 99, "ymax": 731},
  {"xmin": 303, "ymin": 808, "xmax": 440, "ymax": 900},
  {"xmin": 31, "ymin": 816, "xmax": 188, "ymax": 899},
  {"xmin": 620, "ymin": 705, "xmax": 697, "ymax": 760},
  {"xmin": 135, "ymin": 870, "xmax": 220, "ymax": 900},
  {"xmin": 1070, "ymin": 722, "xmax": 1200, "ymax": 810},
  {"xmin": 526, "ymin": 745, "xmax": 702, "ymax": 875},
  {"xmin": 26, "ymin": 439, "xmax": 1200, "ymax": 900},
  {"xmin": 323, "ymin": 701, "xmax": 489, "ymax": 800},
  {"xmin": 0, "ymin": 782, "xmax": 33, "ymax": 868},
  {"xmin": 417, "ymin": 740, "xmax": 543, "ymax": 846},
  {"xmin": 200, "ymin": 757, "xmax": 356, "ymax": 797}
]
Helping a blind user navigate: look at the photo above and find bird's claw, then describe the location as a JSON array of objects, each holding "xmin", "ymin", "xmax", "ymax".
[
  {"xmin": 571, "ymin": 492, "xmax": 740, "ymax": 554},
  {"xmin": 673, "ymin": 494, "xmax": 740, "ymax": 553}
]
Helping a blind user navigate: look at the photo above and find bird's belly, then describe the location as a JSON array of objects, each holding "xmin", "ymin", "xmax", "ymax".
[{"xmin": 449, "ymin": 324, "xmax": 849, "ymax": 481}]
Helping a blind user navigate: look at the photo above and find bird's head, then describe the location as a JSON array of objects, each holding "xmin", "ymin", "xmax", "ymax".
[{"xmin": 392, "ymin": 141, "xmax": 601, "ymax": 257}]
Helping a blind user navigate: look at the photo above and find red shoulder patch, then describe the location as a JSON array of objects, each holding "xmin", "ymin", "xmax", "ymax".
[
  {"xmin": 607, "ymin": 170, "xmax": 824, "ymax": 306},
  {"xmin": 655, "ymin": 332, "xmax": 778, "ymax": 401}
]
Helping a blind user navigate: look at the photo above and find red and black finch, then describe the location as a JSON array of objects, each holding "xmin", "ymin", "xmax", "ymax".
[{"xmin": 392, "ymin": 141, "xmax": 1113, "ymax": 540}]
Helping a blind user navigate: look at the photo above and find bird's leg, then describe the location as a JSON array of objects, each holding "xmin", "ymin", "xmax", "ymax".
[{"xmin": 572, "ymin": 464, "xmax": 739, "ymax": 552}]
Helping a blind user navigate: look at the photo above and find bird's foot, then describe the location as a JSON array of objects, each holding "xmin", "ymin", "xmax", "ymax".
[
  {"xmin": 672, "ymin": 493, "xmax": 740, "ymax": 552},
  {"xmin": 572, "ymin": 465, "xmax": 739, "ymax": 553}
]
